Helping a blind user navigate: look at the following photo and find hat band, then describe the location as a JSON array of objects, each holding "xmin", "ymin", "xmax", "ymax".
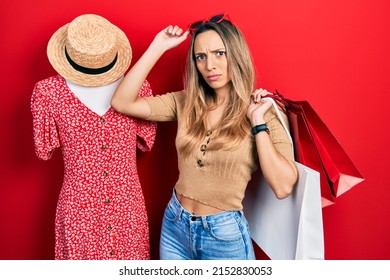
[{"xmin": 65, "ymin": 47, "xmax": 118, "ymax": 75}]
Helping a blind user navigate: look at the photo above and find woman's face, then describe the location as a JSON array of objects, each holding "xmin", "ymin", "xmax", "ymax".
[{"xmin": 193, "ymin": 30, "xmax": 231, "ymax": 93}]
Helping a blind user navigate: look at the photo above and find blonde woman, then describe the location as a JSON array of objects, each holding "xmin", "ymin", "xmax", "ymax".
[{"xmin": 111, "ymin": 14, "xmax": 298, "ymax": 260}]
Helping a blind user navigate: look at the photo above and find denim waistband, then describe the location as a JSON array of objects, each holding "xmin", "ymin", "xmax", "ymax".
[{"xmin": 169, "ymin": 190, "xmax": 243, "ymax": 229}]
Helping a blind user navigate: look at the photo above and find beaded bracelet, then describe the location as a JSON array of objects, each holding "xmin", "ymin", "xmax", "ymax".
[{"xmin": 251, "ymin": 123, "xmax": 270, "ymax": 136}]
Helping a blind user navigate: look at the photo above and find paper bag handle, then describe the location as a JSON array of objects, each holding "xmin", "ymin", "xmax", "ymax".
[{"xmin": 263, "ymin": 97, "xmax": 294, "ymax": 155}]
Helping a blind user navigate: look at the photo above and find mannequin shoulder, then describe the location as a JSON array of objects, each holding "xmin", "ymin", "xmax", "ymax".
[
  {"xmin": 34, "ymin": 75, "xmax": 65, "ymax": 91},
  {"xmin": 32, "ymin": 75, "xmax": 66, "ymax": 100}
]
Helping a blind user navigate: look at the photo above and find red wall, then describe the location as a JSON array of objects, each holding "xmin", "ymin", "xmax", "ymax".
[{"xmin": 1, "ymin": 0, "xmax": 389, "ymax": 260}]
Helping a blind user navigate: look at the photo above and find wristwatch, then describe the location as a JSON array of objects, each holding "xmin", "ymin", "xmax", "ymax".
[{"xmin": 251, "ymin": 124, "xmax": 270, "ymax": 136}]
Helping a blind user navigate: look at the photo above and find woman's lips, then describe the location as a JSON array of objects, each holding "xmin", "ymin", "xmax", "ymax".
[{"xmin": 207, "ymin": 74, "xmax": 221, "ymax": 81}]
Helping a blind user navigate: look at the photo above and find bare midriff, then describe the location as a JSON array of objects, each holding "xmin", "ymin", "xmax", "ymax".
[{"xmin": 177, "ymin": 192, "xmax": 224, "ymax": 215}]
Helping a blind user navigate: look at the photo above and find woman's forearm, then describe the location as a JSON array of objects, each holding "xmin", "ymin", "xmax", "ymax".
[
  {"xmin": 255, "ymin": 132, "xmax": 298, "ymax": 199},
  {"xmin": 111, "ymin": 25, "xmax": 189, "ymax": 119},
  {"xmin": 111, "ymin": 43, "xmax": 165, "ymax": 118}
]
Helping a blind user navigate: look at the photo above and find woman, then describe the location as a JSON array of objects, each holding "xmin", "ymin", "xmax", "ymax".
[{"xmin": 111, "ymin": 14, "xmax": 298, "ymax": 260}]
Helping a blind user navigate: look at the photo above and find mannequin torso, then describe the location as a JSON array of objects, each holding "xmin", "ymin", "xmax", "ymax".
[
  {"xmin": 32, "ymin": 75, "xmax": 156, "ymax": 259},
  {"xmin": 65, "ymin": 77, "xmax": 123, "ymax": 116}
]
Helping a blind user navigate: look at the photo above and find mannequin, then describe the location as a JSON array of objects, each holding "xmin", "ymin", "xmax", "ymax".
[
  {"xmin": 31, "ymin": 14, "xmax": 156, "ymax": 260},
  {"xmin": 65, "ymin": 77, "xmax": 122, "ymax": 116}
]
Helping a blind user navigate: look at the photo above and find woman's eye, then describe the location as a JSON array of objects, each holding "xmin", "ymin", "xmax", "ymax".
[
  {"xmin": 216, "ymin": 51, "xmax": 226, "ymax": 56},
  {"xmin": 196, "ymin": 54, "xmax": 206, "ymax": 61}
]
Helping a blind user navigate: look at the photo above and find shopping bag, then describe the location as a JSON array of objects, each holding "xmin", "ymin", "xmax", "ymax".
[
  {"xmin": 287, "ymin": 106, "xmax": 335, "ymax": 207},
  {"xmin": 244, "ymin": 162, "xmax": 323, "ymax": 260},
  {"xmin": 271, "ymin": 92, "xmax": 365, "ymax": 204},
  {"xmin": 295, "ymin": 101, "xmax": 364, "ymax": 197},
  {"xmin": 243, "ymin": 98, "xmax": 324, "ymax": 260}
]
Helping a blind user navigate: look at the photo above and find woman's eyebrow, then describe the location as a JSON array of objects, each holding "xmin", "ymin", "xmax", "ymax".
[{"xmin": 194, "ymin": 47, "xmax": 226, "ymax": 55}]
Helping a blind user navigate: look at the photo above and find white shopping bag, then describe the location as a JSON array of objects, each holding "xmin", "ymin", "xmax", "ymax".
[{"xmin": 243, "ymin": 98, "xmax": 324, "ymax": 260}]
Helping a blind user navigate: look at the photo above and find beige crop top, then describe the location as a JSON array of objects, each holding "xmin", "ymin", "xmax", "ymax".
[{"xmin": 144, "ymin": 91, "xmax": 293, "ymax": 210}]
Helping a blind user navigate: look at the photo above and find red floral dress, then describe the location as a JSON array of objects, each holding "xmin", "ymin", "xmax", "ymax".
[{"xmin": 31, "ymin": 75, "xmax": 156, "ymax": 260}]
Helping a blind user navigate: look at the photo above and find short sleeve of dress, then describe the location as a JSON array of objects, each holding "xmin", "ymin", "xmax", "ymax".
[
  {"xmin": 31, "ymin": 79, "xmax": 60, "ymax": 160},
  {"xmin": 264, "ymin": 106, "xmax": 294, "ymax": 162},
  {"xmin": 135, "ymin": 80, "xmax": 157, "ymax": 151}
]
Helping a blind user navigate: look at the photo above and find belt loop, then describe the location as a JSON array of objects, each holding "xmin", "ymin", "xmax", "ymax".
[
  {"xmin": 201, "ymin": 216, "xmax": 209, "ymax": 231},
  {"xmin": 237, "ymin": 210, "xmax": 244, "ymax": 223},
  {"xmin": 178, "ymin": 208, "xmax": 183, "ymax": 220}
]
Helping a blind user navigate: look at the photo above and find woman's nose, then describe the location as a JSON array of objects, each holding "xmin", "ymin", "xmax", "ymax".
[{"xmin": 206, "ymin": 57, "xmax": 215, "ymax": 70}]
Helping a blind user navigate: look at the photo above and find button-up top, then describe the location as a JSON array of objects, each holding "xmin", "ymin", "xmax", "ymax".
[{"xmin": 144, "ymin": 91, "xmax": 293, "ymax": 211}]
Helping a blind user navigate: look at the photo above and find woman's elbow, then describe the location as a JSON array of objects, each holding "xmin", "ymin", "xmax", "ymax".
[
  {"xmin": 274, "ymin": 176, "xmax": 298, "ymax": 199},
  {"xmin": 274, "ymin": 185, "xmax": 293, "ymax": 199},
  {"xmin": 110, "ymin": 98, "xmax": 125, "ymax": 113},
  {"xmin": 275, "ymin": 163, "xmax": 299, "ymax": 199}
]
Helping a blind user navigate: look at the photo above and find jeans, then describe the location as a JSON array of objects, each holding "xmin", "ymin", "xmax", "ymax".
[{"xmin": 159, "ymin": 191, "xmax": 256, "ymax": 260}]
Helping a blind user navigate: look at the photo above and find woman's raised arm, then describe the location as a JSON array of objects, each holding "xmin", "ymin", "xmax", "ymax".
[{"xmin": 111, "ymin": 25, "xmax": 189, "ymax": 119}]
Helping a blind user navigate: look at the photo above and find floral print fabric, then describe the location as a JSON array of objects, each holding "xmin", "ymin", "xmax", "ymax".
[{"xmin": 31, "ymin": 75, "xmax": 156, "ymax": 259}]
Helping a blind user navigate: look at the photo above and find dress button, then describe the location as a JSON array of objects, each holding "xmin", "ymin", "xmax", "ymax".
[
  {"xmin": 105, "ymin": 198, "xmax": 110, "ymax": 203},
  {"xmin": 107, "ymin": 225, "xmax": 112, "ymax": 231},
  {"xmin": 197, "ymin": 159, "xmax": 203, "ymax": 167},
  {"xmin": 103, "ymin": 171, "xmax": 108, "ymax": 177},
  {"xmin": 191, "ymin": 216, "xmax": 196, "ymax": 221},
  {"xmin": 101, "ymin": 144, "xmax": 107, "ymax": 150},
  {"xmin": 110, "ymin": 250, "xmax": 115, "ymax": 256},
  {"xmin": 100, "ymin": 117, "xmax": 105, "ymax": 123}
]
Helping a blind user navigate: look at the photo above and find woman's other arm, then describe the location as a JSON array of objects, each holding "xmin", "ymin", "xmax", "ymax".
[{"xmin": 248, "ymin": 89, "xmax": 298, "ymax": 199}]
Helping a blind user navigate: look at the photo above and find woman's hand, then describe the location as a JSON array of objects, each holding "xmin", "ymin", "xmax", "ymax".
[
  {"xmin": 151, "ymin": 25, "xmax": 190, "ymax": 52},
  {"xmin": 247, "ymin": 88, "xmax": 273, "ymax": 126}
]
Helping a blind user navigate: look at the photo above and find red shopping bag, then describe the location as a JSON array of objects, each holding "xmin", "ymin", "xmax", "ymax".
[
  {"xmin": 270, "ymin": 92, "xmax": 364, "ymax": 207},
  {"xmin": 296, "ymin": 101, "xmax": 365, "ymax": 197},
  {"xmin": 287, "ymin": 108, "xmax": 335, "ymax": 207}
]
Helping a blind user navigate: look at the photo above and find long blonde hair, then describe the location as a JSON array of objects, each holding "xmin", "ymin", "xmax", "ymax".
[{"xmin": 179, "ymin": 20, "xmax": 256, "ymax": 157}]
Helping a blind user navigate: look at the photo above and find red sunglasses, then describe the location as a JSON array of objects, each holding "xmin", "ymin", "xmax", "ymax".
[{"xmin": 188, "ymin": 14, "xmax": 233, "ymax": 34}]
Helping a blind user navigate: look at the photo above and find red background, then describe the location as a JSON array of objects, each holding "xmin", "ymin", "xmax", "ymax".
[{"xmin": 1, "ymin": 0, "xmax": 389, "ymax": 260}]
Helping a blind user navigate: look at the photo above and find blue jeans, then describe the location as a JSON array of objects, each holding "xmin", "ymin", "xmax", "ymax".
[{"xmin": 159, "ymin": 191, "xmax": 256, "ymax": 260}]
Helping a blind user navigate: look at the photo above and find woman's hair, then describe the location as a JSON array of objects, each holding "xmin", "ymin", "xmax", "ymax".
[{"xmin": 179, "ymin": 19, "xmax": 256, "ymax": 157}]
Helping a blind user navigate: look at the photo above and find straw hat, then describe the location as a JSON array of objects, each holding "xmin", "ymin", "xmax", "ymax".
[{"xmin": 47, "ymin": 14, "xmax": 131, "ymax": 87}]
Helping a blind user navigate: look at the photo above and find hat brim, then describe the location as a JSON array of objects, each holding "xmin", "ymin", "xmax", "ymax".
[{"xmin": 47, "ymin": 22, "xmax": 131, "ymax": 87}]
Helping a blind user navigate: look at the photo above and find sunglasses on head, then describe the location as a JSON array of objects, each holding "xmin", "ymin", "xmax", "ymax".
[{"xmin": 188, "ymin": 14, "xmax": 233, "ymax": 34}]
